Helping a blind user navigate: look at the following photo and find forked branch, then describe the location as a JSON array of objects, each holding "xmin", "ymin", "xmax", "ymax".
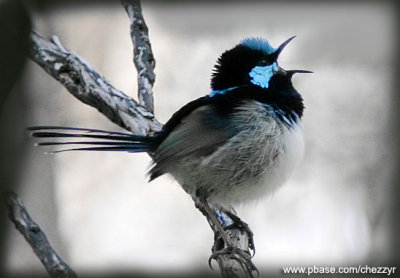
[{"xmin": 29, "ymin": 30, "xmax": 161, "ymax": 136}]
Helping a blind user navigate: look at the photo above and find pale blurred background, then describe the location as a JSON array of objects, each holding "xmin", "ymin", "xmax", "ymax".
[{"xmin": 2, "ymin": 1, "xmax": 397, "ymax": 277}]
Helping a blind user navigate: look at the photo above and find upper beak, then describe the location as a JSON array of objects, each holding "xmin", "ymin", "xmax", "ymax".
[
  {"xmin": 270, "ymin": 36, "xmax": 296, "ymax": 61},
  {"xmin": 276, "ymin": 68, "xmax": 313, "ymax": 79}
]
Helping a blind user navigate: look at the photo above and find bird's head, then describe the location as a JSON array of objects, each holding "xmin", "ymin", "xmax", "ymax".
[{"xmin": 211, "ymin": 37, "xmax": 311, "ymax": 91}]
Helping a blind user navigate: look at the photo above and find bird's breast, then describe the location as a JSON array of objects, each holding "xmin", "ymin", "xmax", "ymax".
[
  {"xmin": 183, "ymin": 100, "xmax": 305, "ymax": 205},
  {"xmin": 166, "ymin": 100, "xmax": 304, "ymax": 206}
]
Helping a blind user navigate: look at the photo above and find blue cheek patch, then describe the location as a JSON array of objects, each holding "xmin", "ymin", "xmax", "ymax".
[{"xmin": 249, "ymin": 63, "xmax": 278, "ymax": 89}]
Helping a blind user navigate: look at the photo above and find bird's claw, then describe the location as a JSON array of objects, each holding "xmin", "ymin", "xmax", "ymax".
[
  {"xmin": 208, "ymin": 246, "xmax": 259, "ymax": 277},
  {"xmin": 223, "ymin": 211, "xmax": 256, "ymax": 257}
]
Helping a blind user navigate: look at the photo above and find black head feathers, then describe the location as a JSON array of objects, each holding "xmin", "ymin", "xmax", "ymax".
[{"xmin": 210, "ymin": 37, "xmax": 299, "ymax": 91}]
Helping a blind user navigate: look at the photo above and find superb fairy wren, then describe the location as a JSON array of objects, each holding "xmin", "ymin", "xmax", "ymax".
[{"xmin": 30, "ymin": 37, "xmax": 311, "ymax": 250}]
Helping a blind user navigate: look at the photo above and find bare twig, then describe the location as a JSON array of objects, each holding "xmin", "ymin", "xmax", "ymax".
[
  {"xmin": 29, "ymin": 31, "xmax": 161, "ymax": 136},
  {"xmin": 4, "ymin": 192, "xmax": 77, "ymax": 278},
  {"xmin": 121, "ymin": 0, "xmax": 156, "ymax": 113}
]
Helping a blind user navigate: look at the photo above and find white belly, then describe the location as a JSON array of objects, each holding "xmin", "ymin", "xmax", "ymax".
[
  {"xmin": 172, "ymin": 101, "xmax": 304, "ymax": 206},
  {"xmin": 255, "ymin": 122, "xmax": 304, "ymax": 200},
  {"xmin": 208, "ymin": 120, "xmax": 304, "ymax": 206}
]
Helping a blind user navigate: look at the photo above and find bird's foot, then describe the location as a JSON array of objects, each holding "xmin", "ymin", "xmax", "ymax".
[
  {"xmin": 195, "ymin": 197, "xmax": 257, "ymax": 274},
  {"xmin": 217, "ymin": 209, "xmax": 256, "ymax": 257},
  {"xmin": 208, "ymin": 245, "xmax": 259, "ymax": 276}
]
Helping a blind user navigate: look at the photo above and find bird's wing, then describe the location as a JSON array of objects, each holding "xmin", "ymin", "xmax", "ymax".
[{"xmin": 149, "ymin": 103, "xmax": 237, "ymax": 180}]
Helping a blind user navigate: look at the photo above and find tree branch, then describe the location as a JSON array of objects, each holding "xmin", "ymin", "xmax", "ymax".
[
  {"xmin": 12, "ymin": 1, "xmax": 258, "ymax": 277},
  {"xmin": 4, "ymin": 192, "xmax": 77, "ymax": 278},
  {"xmin": 121, "ymin": 0, "xmax": 156, "ymax": 114},
  {"xmin": 29, "ymin": 31, "xmax": 161, "ymax": 136}
]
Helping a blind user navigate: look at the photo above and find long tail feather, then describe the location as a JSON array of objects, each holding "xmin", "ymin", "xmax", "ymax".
[
  {"xmin": 29, "ymin": 126, "xmax": 159, "ymax": 153},
  {"xmin": 48, "ymin": 146, "xmax": 152, "ymax": 154},
  {"xmin": 37, "ymin": 141, "xmax": 147, "ymax": 146},
  {"xmin": 32, "ymin": 131, "xmax": 143, "ymax": 141},
  {"xmin": 27, "ymin": 126, "xmax": 135, "ymax": 136}
]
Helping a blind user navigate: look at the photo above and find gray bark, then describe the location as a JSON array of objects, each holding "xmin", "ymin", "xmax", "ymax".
[{"xmin": 5, "ymin": 192, "xmax": 77, "ymax": 278}]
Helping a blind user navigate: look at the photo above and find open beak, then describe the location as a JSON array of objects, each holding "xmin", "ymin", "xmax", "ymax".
[{"xmin": 272, "ymin": 36, "xmax": 313, "ymax": 76}]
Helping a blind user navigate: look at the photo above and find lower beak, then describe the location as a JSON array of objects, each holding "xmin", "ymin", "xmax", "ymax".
[{"xmin": 286, "ymin": 69, "xmax": 313, "ymax": 76}]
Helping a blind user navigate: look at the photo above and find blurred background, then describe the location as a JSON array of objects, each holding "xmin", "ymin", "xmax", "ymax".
[{"xmin": 0, "ymin": 0, "xmax": 398, "ymax": 277}]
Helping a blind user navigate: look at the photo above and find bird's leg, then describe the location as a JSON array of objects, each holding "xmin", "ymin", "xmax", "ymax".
[
  {"xmin": 194, "ymin": 197, "xmax": 257, "ymax": 275},
  {"xmin": 196, "ymin": 197, "xmax": 255, "ymax": 253},
  {"xmin": 200, "ymin": 197, "xmax": 235, "ymax": 248}
]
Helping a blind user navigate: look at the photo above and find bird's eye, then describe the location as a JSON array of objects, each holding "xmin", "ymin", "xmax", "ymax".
[{"xmin": 258, "ymin": 59, "xmax": 269, "ymax": 66}]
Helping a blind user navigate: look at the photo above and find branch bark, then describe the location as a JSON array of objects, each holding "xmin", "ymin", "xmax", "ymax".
[
  {"xmin": 29, "ymin": 31, "xmax": 161, "ymax": 136},
  {"xmin": 8, "ymin": 1, "xmax": 258, "ymax": 277},
  {"xmin": 121, "ymin": 0, "xmax": 156, "ymax": 113},
  {"xmin": 4, "ymin": 192, "xmax": 77, "ymax": 278}
]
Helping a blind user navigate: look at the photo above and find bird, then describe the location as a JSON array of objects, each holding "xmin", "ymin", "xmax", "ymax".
[{"xmin": 29, "ymin": 36, "xmax": 311, "ymax": 254}]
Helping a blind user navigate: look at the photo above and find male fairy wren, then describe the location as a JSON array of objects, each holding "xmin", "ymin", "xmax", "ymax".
[{"xmin": 30, "ymin": 36, "xmax": 311, "ymax": 250}]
